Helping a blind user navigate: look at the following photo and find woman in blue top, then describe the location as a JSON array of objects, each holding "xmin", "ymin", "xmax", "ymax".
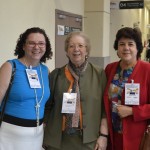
[{"xmin": 0, "ymin": 27, "xmax": 53, "ymax": 150}]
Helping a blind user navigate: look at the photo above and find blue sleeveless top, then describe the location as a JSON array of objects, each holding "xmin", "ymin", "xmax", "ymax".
[{"xmin": 1, "ymin": 59, "xmax": 50, "ymax": 120}]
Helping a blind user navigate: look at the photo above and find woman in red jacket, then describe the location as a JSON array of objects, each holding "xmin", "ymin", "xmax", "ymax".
[{"xmin": 104, "ymin": 27, "xmax": 150, "ymax": 150}]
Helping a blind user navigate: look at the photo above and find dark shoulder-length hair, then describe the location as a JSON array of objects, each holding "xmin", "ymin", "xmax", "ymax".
[
  {"xmin": 14, "ymin": 27, "xmax": 53, "ymax": 63},
  {"xmin": 114, "ymin": 27, "xmax": 143, "ymax": 59}
]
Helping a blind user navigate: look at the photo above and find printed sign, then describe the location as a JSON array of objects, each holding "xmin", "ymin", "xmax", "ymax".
[
  {"xmin": 111, "ymin": 1, "xmax": 144, "ymax": 9},
  {"xmin": 119, "ymin": 1, "xmax": 144, "ymax": 9}
]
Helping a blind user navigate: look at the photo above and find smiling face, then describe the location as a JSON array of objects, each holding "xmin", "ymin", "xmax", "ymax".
[
  {"xmin": 23, "ymin": 33, "xmax": 46, "ymax": 63},
  {"xmin": 117, "ymin": 37, "xmax": 138, "ymax": 66},
  {"xmin": 66, "ymin": 35, "xmax": 88, "ymax": 67}
]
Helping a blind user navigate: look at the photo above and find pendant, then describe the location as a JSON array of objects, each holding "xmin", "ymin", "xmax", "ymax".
[
  {"xmin": 35, "ymin": 103, "xmax": 40, "ymax": 109},
  {"xmin": 35, "ymin": 103, "xmax": 40, "ymax": 127}
]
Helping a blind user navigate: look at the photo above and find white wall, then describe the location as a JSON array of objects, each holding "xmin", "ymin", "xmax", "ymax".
[
  {"xmin": 1, "ymin": 0, "xmax": 148, "ymax": 70},
  {"xmin": 0, "ymin": 0, "xmax": 84, "ymax": 71},
  {"xmin": 110, "ymin": 6, "xmax": 150, "ymax": 63}
]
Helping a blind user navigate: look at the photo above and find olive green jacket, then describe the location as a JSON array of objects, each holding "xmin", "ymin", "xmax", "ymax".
[{"xmin": 43, "ymin": 63, "xmax": 107, "ymax": 149}]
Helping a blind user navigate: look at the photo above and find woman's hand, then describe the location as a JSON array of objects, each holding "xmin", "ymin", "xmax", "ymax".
[
  {"xmin": 42, "ymin": 145, "xmax": 48, "ymax": 150},
  {"xmin": 117, "ymin": 105, "xmax": 133, "ymax": 118},
  {"xmin": 94, "ymin": 136, "xmax": 107, "ymax": 150}
]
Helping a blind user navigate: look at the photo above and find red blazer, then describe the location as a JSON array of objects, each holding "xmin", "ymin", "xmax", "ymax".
[{"xmin": 104, "ymin": 60, "xmax": 150, "ymax": 150}]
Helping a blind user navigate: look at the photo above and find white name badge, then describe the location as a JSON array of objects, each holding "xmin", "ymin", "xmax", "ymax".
[
  {"xmin": 125, "ymin": 83, "xmax": 140, "ymax": 105},
  {"xmin": 26, "ymin": 69, "xmax": 41, "ymax": 88},
  {"xmin": 61, "ymin": 93, "xmax": 77, "ymax": 114}
]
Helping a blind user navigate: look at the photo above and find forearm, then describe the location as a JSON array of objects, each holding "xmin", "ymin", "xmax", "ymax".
[
  {"xmin": 99, "ymin": 117, "xmax": 108, "ymax": 135},
  {"xmin": 94, "ymin": 118, "xmax": 108, "ymax": 150}
]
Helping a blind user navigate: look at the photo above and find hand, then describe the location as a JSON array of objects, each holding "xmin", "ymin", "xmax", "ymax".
[
  {"xmin": 117, "ymin": 105, "xmax": 133, "ymax": 118},
  {"xmin": 43, "ymin": 123, "xmax": 46, "ymax": 128},
  {"xmin": 94, "ymin": 136, "xmax": 107, "ymax": 150},
  {"xmin": 42, "ymin": 145, "xmax": 48, "ymax": 150}
]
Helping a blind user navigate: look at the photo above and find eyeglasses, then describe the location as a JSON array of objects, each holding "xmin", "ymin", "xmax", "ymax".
[
  {"xmin": 68, "ymin": 44, "xmax": 86, "ymax": 49},
  {"xmin": 26, "ymin": 41, "xmax": 46, "ymax": 48}
]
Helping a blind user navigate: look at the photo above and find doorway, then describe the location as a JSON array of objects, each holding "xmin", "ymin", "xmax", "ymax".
[{"xmin": 55, "ymin": 9, "xmax": 82, "ymax": 68}]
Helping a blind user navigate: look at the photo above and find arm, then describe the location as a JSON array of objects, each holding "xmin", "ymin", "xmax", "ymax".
[
  {"xmin": 99, "ymin": 118, "xmax": 108, "ymax": 135},
  {"xmin": 43, "ymin": 73, "xmax": 53, "ymax": 124},
  {"xmin": 43, "ymin": 68, "xmax": 60, "ymax": 124},
  {"xmin": 94, "ymin": 118, "xmax": 108, "ymax": 150},
  {"xmin": 0, "ymin": 62, "xmax": 12, "ymax": 105},
  {"xmin": 94, "ymin": 69, "xmax": 108, "ymax": 150}
]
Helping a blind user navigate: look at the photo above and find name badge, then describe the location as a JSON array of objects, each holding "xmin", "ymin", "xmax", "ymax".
[
  {"xmin": 61, "ymin": 93, "xmax": 77, "ymax": 114},
  {"xmin": 26, "ymin": 69, "xmax": 41, "ymax": 88},
  {"xmin": 125, "ymin": 81, "xmax": 140, "ymax": 105}
]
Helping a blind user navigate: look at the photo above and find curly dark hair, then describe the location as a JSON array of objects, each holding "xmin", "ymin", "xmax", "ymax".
[
  {"xmin": 14, "ymin": 27, "xmax": 53, "ymax": 63},
  {"xmin": 114, "ymin": 27, "xmax": 143, "ymax": 59}
]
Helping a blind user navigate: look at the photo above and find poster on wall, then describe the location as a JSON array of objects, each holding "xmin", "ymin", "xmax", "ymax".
[
  {"xmin": 57, "ymin": 25, "xmax": 81, "ymax": 35},
  {"xmin": 70, "ymin": 27, "xmax": 81, "ymax": 32},
  {"xmin": 64, "ymin": 26, "xmax": 70, "ymax": 35},
  {"xmin": 57, "ymin": 25, "xmax": 65, "ymax": 35},
  {"xmin": 110, "ymin": 1, "xmax": 144, "ymax": 9}
]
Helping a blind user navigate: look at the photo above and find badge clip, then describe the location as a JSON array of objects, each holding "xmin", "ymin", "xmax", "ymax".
[
  {"xmin": 29, "ymin": 65, "xmax": 32, "ymax": 70},
  {"xmin": 131, "ymin": 79, "xmax": 134, "ymax": 85}
]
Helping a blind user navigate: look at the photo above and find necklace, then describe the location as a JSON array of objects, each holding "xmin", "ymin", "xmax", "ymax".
[
  {"xmin": 24, "ymin": 58, "xmax": 44, "ymax": 127},
  {"xmin": 34, "ymin": 65, "xmax": 44, "ymax": 127}
]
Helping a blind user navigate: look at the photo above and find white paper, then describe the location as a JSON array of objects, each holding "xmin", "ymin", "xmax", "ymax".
[
  {"xmin": 125, "ymin": 83, "xmax": 140, "ymax": 105},
  {"xmin": 26, "ymin": 69, "xmax": 41, "ymax": 88},
  {"xmin": 61, "ymin": 93, "xmax": 77, "ymax": 113}
]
